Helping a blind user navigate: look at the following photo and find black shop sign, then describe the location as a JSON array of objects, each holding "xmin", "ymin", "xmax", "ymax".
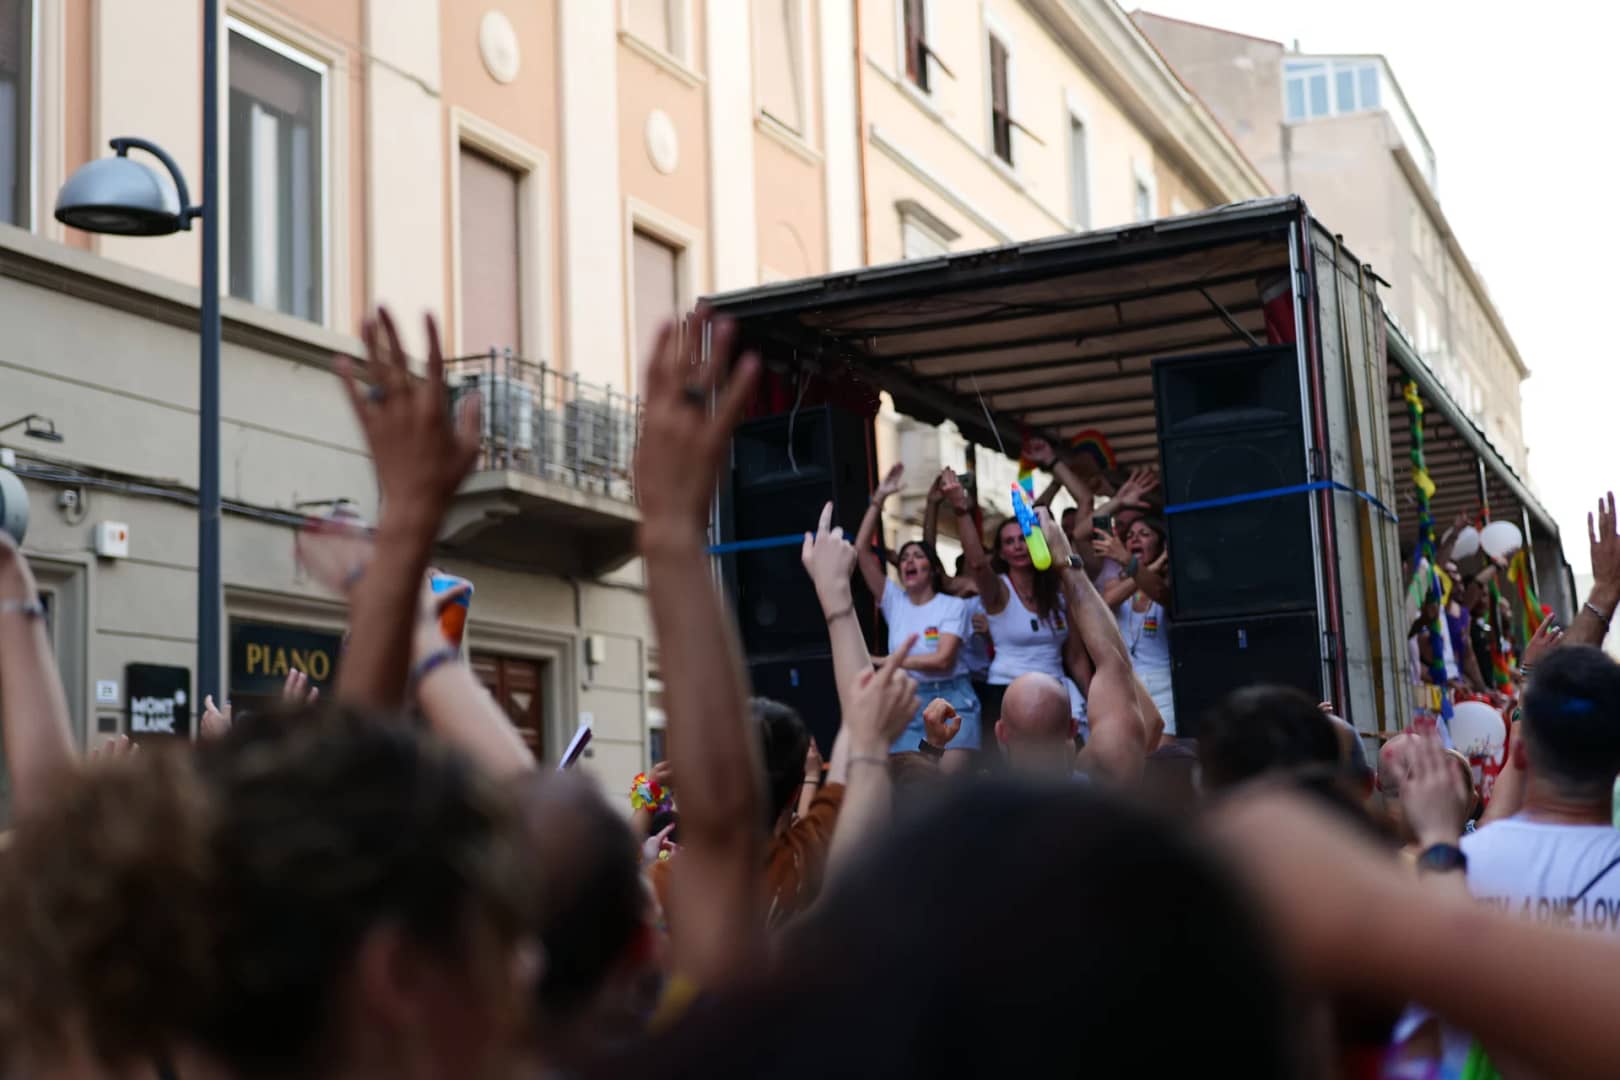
[
  {"xmin": 229, "ymin": 621, "xmax": 342, "ymax": 705},
  {"xmin": 126, "ymin": 663, "xmax": 192, "ymax": 741}
]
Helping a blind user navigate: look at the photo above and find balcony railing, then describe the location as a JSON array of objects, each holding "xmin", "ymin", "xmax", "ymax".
[{"xmin": 447, "ymin": 349, "xmax": 641, "ymax": 501}]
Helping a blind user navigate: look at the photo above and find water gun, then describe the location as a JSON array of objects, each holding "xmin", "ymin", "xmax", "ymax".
[{"xmin": 1010, "ymin": 485, "xmax": 1052, "ymax": 571}]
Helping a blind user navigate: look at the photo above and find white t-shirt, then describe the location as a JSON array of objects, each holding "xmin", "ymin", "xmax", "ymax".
[
  {"xmin": 1462, "ymin": 817, "xmax": 1620, "ymax": 930},
  {"xmin": 880, "ymin": 580, "xmax": 971, "ymax": 682},
  {"xmin": 1116, "ymin": 595, "xmax": 1171, "ymax": 673},
  {"xmin": 984, "ymin": 575, "xmax": 1067, "ymax": 686}
]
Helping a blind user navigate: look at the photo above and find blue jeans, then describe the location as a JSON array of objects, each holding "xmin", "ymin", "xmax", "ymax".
[{"xmin": 891, "ymin": 673, "xmax": 983, "ymax": 753}]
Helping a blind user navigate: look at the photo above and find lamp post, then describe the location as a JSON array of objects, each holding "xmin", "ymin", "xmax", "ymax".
[{"xmin": 54, "ymin": 1, "xmax": 221, "ymax": 708}]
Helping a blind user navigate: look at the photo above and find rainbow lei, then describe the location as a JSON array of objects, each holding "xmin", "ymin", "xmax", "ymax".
[
  {"xmin": 1405, "ymin": 381, "xmax": 1453, "ymax": 728},
  {"xmin": 630, "ymin": 771, "xmax": 673, "ymax": 814}
]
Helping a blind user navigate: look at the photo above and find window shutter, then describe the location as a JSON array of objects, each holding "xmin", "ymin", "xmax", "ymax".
[{"xmin": 458, "ymin": 147, "xmax": 523, "ymax": 355}]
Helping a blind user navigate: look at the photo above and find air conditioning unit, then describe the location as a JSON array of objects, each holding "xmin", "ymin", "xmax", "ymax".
[
  {"xmin": 456, "ymin": 373, "xmax": 535, "ymax": 454},
  {"xmin": 565, "ymin": 400, "xmax": 625, "ymax": 476}
]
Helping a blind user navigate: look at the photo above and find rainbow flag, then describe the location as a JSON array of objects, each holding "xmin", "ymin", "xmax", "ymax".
[
  {"xmin": 924, "ymin": 626, "xmax": 940, "ymax": 647},
  {"xmin": 1067, "ymin": 429, "xmax": 1117, "ymax": 475},
  {"xmin": 1143, "ymin": 616, "xmax": 1159, "ymax": 637}
]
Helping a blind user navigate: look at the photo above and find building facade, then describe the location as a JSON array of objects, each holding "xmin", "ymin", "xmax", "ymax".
[
  {"xmin": 1133, "ymin": 12, "xmax": 1531, "ymax": 478},
  {"xmin": 0, "ymin": 0, "xmax": 1269, "ymax": 815}
]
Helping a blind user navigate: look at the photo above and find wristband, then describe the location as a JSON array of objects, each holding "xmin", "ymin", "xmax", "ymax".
[
  {"xmin": 410, "ymin": 645, "xmax": 459, "ymax": 686},
  {"xmin": 1585, "ymin": 601, "xmax": 1614, "ymax": 626},
  {"xmin": 850, "ymin": 754, "xmax": 889, "ymax": 770},
  {"xmin": 0, "ymin": 598, "xmax": 44, "ymax": 618},
  {"xmin": 916, "ymin": 738, "xmax": 945, "ymax": 760},
  {"xmin": 630, "ymin": 771, "xmax": 674, "ymax": 814},
  {"xmin": 1416, "ymin": 843, "xmax": 1468, "ymax": 875}
]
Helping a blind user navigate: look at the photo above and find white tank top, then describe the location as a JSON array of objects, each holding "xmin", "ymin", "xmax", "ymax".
[
  {"xmin": 985, "ymin": 575, "xmax": 1068, "ymax": 686},
  {"xmin": 1116, "ymin": 594, "xmax": 1171, "ymax": 672}
]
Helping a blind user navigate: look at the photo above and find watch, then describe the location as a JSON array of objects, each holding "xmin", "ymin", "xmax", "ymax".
[
  {"xmin": 916, "ymin": 738, "xmax": 945, "ymax": 760},
  {"xmin": 1066, "ymin": 554, "xmax": 1085, "ymax": 571},
  {"xmin": 1416, "ymin": 843, "xmax": 1468, "ymax": 875}
]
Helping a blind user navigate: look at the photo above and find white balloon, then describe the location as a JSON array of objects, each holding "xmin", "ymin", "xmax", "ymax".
[
  {"xmin": 1480, "ymin": 520, "xmax": 1523, "ymax": 560},
  {"xmin": 1451, "ymin": 525, "xmax": 1480, "ymax": 560},
  {"xmin": 1450, "ymin": 699, "xmax": 1507, "ymax": 765}
]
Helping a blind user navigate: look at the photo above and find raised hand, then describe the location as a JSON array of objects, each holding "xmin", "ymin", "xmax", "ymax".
[
  {"xmin": 634, "ymin": 313, "xmax": 760, "ymax": 532},
  {"xmin": 87, "ymin": 734, "xmax": 138, "ymax": 762},
  {"xmin": 281, "ymin": 668, "xmax": 320, "ymax": 708},
  {"xmin": 803, "ymin": 739, "xmax": 824, "ymax": 783},
  {"xmin": 923, "ymin": 698, "xmax": 962, "ymax": 749},
  {"xmin": 926, "ymin": 472, "xmax": 946, "ymax": 506},
  {"xmin": 1592, "ymin": 492, "xmax": 1620, "ymax": 591},
  {"xmin": 1521, "ymin": 618, "xmax": 1564, "ymax": 670},
  {"xmin": 1093, "ymin": 528, "xmax": 1129, "ymax": 565},
  {"xmin": 1115, "ymin": 466, "xmax": 1160, "ymax": 507},
  {"xmin": 1036, "ymin": 506, "xmax": 1074, "ymax": 567},
  {"xmin": 939, "ymin": 468, "xmax": 970, "ymax": 513},
  {"xmin": 200, "ymin": 694, "xmax": 233, "ymax": 740},
  {"xmin": 1400, "ymin": 731, "xmax": 1471, "ymax": 849},
  {"xmin": 295, "ymin": 512, "xmax": 375, "ymax": 597},
  {"xmin": 873, "ymin": 463, "xmax": 905, "ymax": 502},
  {"xmin": 801, "ymin": 501, "xmax": 858, "ymax": 606},
  {"xmin": 1025, "ymin": 436, "xmax": 1056, "ymax": 468},
  {"xmin": 338, "ymin": 308, "xmax": 481, "ymax": 518},
  {"xmin": 847, "ymin": 635, "xmax": 922, "ymax": 749}
]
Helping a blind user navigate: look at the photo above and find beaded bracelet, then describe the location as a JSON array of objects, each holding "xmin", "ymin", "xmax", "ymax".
[{"xmin": 630, "ymin": 771, "xmax": 673, "ymax": 814}]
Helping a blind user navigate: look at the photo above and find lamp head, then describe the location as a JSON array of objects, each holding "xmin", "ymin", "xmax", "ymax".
[{"xmin": 55, "ymin": 150, "xmax": 184, "ymax": 236}]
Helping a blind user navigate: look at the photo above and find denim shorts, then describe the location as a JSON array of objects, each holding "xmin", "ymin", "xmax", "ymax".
[{"xmin": 891, "ymin": 673, "xmax": 983, "ymax": 753}]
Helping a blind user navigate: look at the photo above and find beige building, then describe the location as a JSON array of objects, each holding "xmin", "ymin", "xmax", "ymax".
[
  {"xmin": 0, "ymin": 0, "xmax": 1269, "ymax": 814},
  {"xmin": 1133, "ymin": 12, "xmax": 1530, "ymax": 478},
  {"xmin": 856, "ymin": 0, "xmax": 1268, "ymax": 550}
]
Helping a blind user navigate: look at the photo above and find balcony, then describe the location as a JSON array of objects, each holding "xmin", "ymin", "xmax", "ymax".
[{"xmin": 440, "ymin": 350, "xmax": 642, "ymax": 577}]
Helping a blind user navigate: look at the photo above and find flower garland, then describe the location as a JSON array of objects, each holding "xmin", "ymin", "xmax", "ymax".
[{"xmin": 629, "ymin": 771, "xmax": 673, "ymax": 815}]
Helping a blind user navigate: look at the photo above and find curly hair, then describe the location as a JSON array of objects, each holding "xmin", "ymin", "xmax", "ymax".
[{"xmin": 0, "ymin": 706, "xmax": 534, "ymax": 1075}]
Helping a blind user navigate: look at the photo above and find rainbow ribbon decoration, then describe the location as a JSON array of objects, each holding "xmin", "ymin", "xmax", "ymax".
[
  {"xmin": 1507, "ymin": 550, "xmax": 1548, "ymax": 647},
  {"xmin": 1405, "ymin": 381, "xmax": 1453, "ymax": 730},
  {"xmin": 1067, "ymin": 429, "xmax": 1118, "ymax": 475}
]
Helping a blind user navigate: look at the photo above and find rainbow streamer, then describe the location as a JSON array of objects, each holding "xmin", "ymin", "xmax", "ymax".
[
  {"xmin": 1507, "ymin": 551, "xmax": 1547, "ymax": 647},
  {"xmin": 1067, "ymin": 429, "xmax": 1118, "ymax": 475},
  {"xmin": 1405, "ymin": 381, "xmax": 1453, "ymax": 730}
]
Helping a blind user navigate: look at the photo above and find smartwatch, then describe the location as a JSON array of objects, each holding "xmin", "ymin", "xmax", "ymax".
[
  {"xmin": 1416, "ymin": 843, "xmax": 1468, "ymax": 875},
  {"xmin": 916, "ymin": 739, "xmax": 945, "ymax": 761},
  {"xmin": 1066, "ymin": 554, "xmax": 1085, "ymax": 571}
]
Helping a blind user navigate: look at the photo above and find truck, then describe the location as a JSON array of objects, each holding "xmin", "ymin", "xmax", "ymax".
[{"xmin": 704, "ymin": 195, "xmax": 1574, "ymax": 742}]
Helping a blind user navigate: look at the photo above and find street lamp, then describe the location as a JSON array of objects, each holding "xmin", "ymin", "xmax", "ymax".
[{"xmin": 54, "ymin": 1, "xmax": 222, "ymax": 710}]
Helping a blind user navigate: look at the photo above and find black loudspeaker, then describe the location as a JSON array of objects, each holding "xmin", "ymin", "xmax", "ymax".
[
  {"xmin": 1153, "ymin": 345, "xmax": 1317, "ymax": 621},
  {"xmin": 1168, "ymin": 611, "xmax": 1324, "ymax": 738},
  {"xmin": 728, "ymin": 406, "xmax": 875, "ymax": 656},
  {"xmin": 747, "ymin": 654, "xmax": 841, "ymax": 759}
]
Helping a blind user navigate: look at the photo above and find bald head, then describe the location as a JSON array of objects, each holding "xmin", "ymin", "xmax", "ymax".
[{"xmin": 996, "ymin": 673, "xmax": 1077, "ymax": 774}]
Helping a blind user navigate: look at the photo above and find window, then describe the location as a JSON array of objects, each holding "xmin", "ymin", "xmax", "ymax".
[
  {"xmin": 903, "ymin": 0, "xmax": 929, "ymax": 92},
  {"xmin": 1284, "ymin": 58, "xmax": 1381, "ymax": 123},
  {"xmin": 632, "ymin": 229, "xmax": 681, "ymax": 381},
  {"xmin": 471, "ymin": 653, "xmax": 546, "ymax": 758},
  {"xmin": 228, "ymin": 25, "xmax": 325, "ymax": 322},
  {"xmin": 0, "ymin": 0, "xmax": 30, "ymax": 227},
  {"xmin": 458, "ymin": 146, "xmax": 522, "ymax": 354},
  {"xmin": 988, "ymin": 33, "xmax": 1012, "ymax": 165},
  {"xmin": 1067, "ymin": 113, "xmax": 1090, "ymax": 230},
  {"xmin": 627, "ymin": 0, "xmax": 680, "ymax": 57},
  {"xmin": 754, "ymin": 0, "xmax": 806, "ymax": 134},
  {"xmin": 1133, "ymin": 179, "xmax": 1151, "ymax": 222}
]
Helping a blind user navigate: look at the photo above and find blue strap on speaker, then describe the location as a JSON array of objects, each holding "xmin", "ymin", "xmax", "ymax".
[
  {"xmin": 1164, "ymin": 479, "xmax": 1398, "ymax": 523},
  {"xmin": 707, "ymin": 534, "xmax": 807, "ymax": 555}
]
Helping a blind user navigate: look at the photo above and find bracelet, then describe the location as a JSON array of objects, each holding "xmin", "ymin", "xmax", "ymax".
[
  {"xmin": 916, "ymin": 738, "xmax": 944, "ymax": 761},
  {"xmin": 0, "ymin": 598, "xmax": 44, "ymax": 618},
  {"xmin": 803, "ymin": 776, "xmax": 822, "ymax": 786},
  {"xmin": 410, "ymin": 646, "xmax": 459, "ymax": 686},
  {"xmin": 630, "ymin": 771, "xmax": 674, "ymax": 814},
  {"xmin": 824, "ymin": 606, "xmax": 855, "ymax": 623},
  {"xmin": 850, "ymin": 754, "xmax": 889, "ymax": 770},
  {"xmin": 1584, "ymin": 601, "xmax": 1614, "ymax": 626}
]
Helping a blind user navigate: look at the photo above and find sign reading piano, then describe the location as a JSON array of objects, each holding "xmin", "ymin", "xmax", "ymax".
[{"xmin": 229, "ymin": 620, "xmax": 342, "ymax": 716}]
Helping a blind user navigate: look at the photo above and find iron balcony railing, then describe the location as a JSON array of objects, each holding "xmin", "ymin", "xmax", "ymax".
[{"xmin": 448, "ymin": 348, "xmax": 640, "ymax": 501}]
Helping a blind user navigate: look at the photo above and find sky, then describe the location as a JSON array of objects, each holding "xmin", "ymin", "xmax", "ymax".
[{"xmin": 1134, "ymin": 0, "xmax": 1618, "ymax": 575}]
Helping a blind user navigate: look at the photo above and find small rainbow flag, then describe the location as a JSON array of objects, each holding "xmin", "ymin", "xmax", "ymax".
[
  {"xmin": 1143, "ymin": 616, "xmax": 1159, "ymax": 637},
  {"xmin": 924, "ymin": 627, "xmax": 940, "ymax": 646},
  {"xmin": 1067, "ymin": 429, "xmax": 1117, "ymax": 475}
]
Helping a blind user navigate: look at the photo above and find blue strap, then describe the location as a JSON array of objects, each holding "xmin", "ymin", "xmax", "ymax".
[
  {"xmin": 1164, "ymin": 479, "xmax": 1398, "ymax": 524},
  {"xmin": 707, "ymin": 534, "xmax": 806, "ymax": 554}
]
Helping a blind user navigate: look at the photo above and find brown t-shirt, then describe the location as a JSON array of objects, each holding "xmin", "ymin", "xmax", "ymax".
[{"xmin": 765, "ymin": 781, "xmax": 845, "ymax": 928}]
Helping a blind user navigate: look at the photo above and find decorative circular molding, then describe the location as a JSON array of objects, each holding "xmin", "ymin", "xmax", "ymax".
[
  {"xmin": 645, "ymin": 109, "xmax": 679, "ymax": 175},
  {"xmin": 479, "ymin": 11, "xmax": 520, "ymax": 84}
]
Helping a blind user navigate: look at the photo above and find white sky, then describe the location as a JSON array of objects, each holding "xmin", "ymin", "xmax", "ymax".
[{"xmin": 1134, "ymin": 2, "xmax": 1618, "ymax": 574}]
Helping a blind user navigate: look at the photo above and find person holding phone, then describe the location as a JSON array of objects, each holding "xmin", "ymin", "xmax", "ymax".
[
  {"xmin": 856, "ymin": 464, "xmax": 980, "ymax": 769},
  {"xmin": 1097, "ymin": 517, "xmax": 1175, "ymax": 739}
]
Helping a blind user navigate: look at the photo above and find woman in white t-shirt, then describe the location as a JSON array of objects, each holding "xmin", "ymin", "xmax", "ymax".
[
  {"xmin": 940, "ymin": 469, "xmax": 1091, "ymax": 748},
  {"xmin": 856, "ymin": 465, "xmax": 980, "ymax": 767},
  {"xmin": 1098, "ymin": 516, "xmax": 1175, "ymax": 739}
]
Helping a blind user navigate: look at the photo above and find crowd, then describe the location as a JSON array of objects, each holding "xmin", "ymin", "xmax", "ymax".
[{"xmin": 3, "ymin": 305, "xmax": 1620, "ymax": 1078}]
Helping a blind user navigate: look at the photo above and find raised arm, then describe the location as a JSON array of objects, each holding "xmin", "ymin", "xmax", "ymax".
[
  {"xmin": 1569, "ymin": 492, "xmax": 1619, "ymax": 649},
  {"xmin": 941, "ymin": 469, "xmax": 1005, "ymax": 612},
  {"xmin": 334, "ymin": 309, "xmax": 481, "ymax": 709},
  {"xmin": 802, "ymin": 501, "xmax": 875, "ymax": 707},
  {"xmin": 824, "ymin": 638, "xmax": 920, "ymax": 884},
  {"xmin": 855, "ymin": 464, "xmax": 903, "ymax": 603},
  {"xmin": 1096, "ymin": 466, "xmax": 1160, "ymax": 518},
  {"xmin": 0, "ymin": 531, "xmax": 75, "ymax": 821},
  {"xmin": 1039, "ymin": 511, "xmax": 1145, "ymax": 782},
  {"xmin": 636, "ymin": 312, "xmax": 764, "ymax": 988}
]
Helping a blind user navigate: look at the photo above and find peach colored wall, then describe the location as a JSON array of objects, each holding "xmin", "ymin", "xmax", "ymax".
[
  {"xmin": 63, "ymin": 0, "xmax": 92, "ymax": 251},
  {"xmin": 751, "ymin": 1, "xmax": 826, "ymax": 279},
  {"xmin": 617, "ymin": 46, "xmax": 710, "ymax": 255},
  {"xmin": 440, "ymin": 0, "xmax": 559, "ymax": 356}
]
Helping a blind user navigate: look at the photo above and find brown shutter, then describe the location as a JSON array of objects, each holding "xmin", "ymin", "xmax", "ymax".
[
  {"xmin": 633, "ymin": 230, "xmax": 680, "ymax": 377},
  {"xmin": 989, "ymin": 36, "xmax": 1011, "ymax": 163},
  {"xmin": 904, "ymin": 0, "xmax": 927, "ymax": 90},
  {"xmin": 458, "ymin": 147, "xmax": 523, "ymax": 354}
]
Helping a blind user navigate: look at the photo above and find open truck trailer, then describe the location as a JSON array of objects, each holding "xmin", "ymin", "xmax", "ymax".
[{"xmin": 704, "ymin": 196, "xmax": 1573, "ymax": 741}]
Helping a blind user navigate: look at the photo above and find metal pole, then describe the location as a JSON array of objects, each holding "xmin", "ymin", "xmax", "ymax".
[{"xmin": 197, "ymin": 0, "xmax": 223, "ymax": 707}]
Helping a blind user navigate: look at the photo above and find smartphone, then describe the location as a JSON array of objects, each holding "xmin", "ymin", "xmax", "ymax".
[{"xmin": 1092, "ymin": 513, "xmax": 1113, "ymax": 532}]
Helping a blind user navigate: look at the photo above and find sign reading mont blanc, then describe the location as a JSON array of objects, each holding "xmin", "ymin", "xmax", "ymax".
[{"xmin": 125, "ymin": 663, "xmax": 192, "ymax": 741}]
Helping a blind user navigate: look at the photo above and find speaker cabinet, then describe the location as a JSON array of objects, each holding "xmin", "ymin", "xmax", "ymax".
[
  {"xmin": 1167, "ymin": 611, "xmax": 1324, "ymax": 738},
  {"xmin": 746, "ymin": 653, "xmax": 841, "ymax": 758},
  {"xmin": 1154, "ymin": 345, "xmax": 1317, "ymax": 621}
]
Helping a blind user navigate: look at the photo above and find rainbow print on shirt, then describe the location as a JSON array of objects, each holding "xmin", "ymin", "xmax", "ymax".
[
  {"xmin": 1143, "ymin": 616, "xmax": 1159, "ymax": 637},
  {"xmin": 924, "ymin": 627, "xmax": 940, "ymax": 647}
]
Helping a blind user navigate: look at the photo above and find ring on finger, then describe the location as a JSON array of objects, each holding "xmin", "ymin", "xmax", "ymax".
[
  {"xmin": 680, "ymin": 384, "xmax": 707, "ymax": 408},
  {"xmin": 367, "ymin": 384, "xmax": 388, "ymax": 404}
]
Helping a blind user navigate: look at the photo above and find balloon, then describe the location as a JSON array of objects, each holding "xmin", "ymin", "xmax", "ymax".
[
  {"xmin": 1450, "ymin": 699, "xmax": 1507, "ymax": 765},
  {"xmin": 1480, "ymin": 520, "xmax": 1523, "ymax": 560},
  {"xmin": 1451, "ymin": 525, "xmax": 1480, "ymax": 560}
]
